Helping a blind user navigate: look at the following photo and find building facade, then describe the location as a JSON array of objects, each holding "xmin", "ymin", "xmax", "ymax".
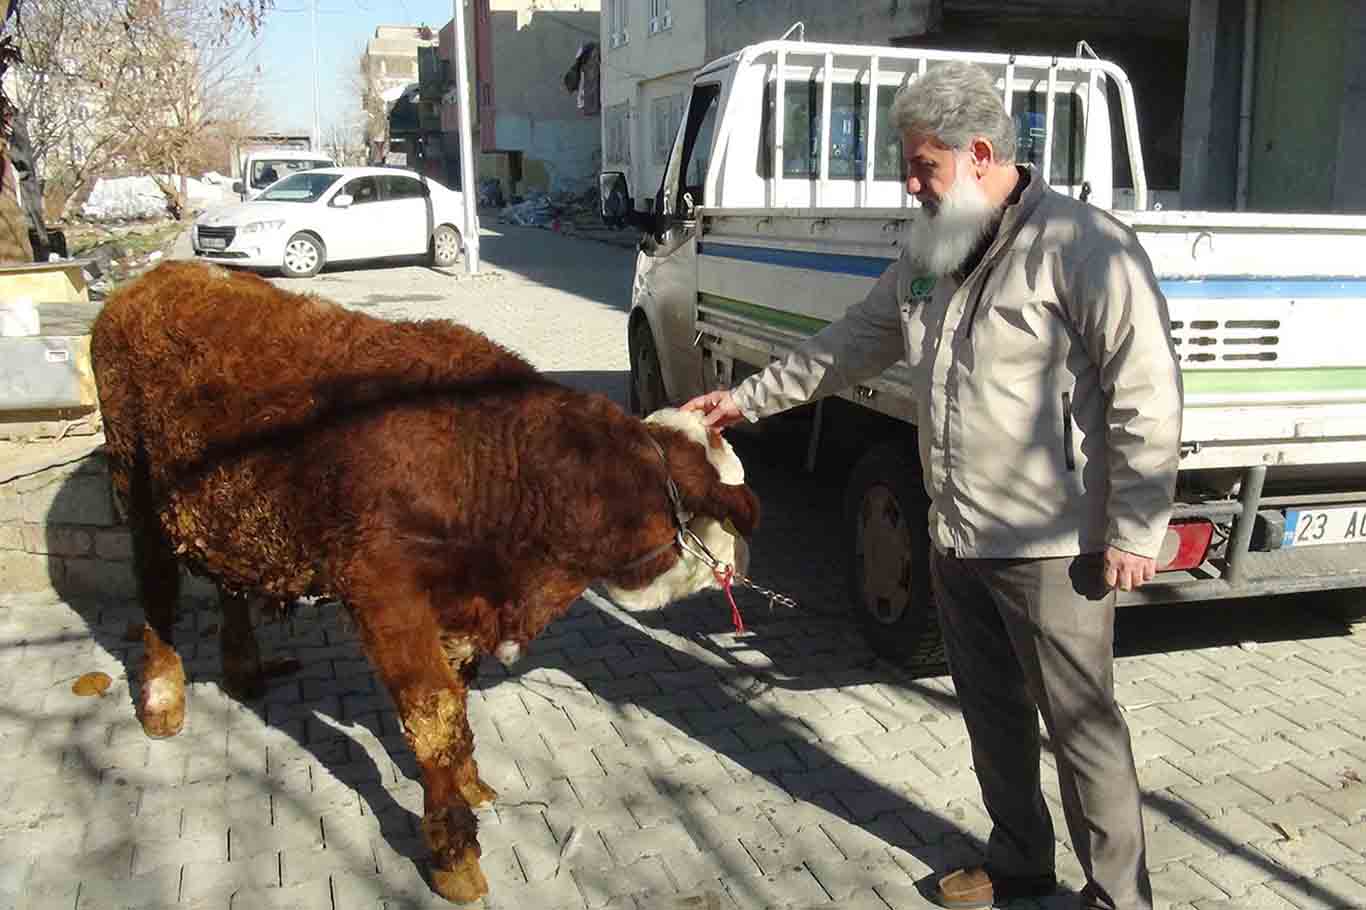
[
  {"xmin": 460, "ymin": 0, "xmax": 603, "ymax": 198},
  {"xmin": 600, "ymin": 0, "xmax": 708, "ymax": 206},
  {"xmin": 360, "ymin": 25, "xmax": 440, "ymax": 161}
]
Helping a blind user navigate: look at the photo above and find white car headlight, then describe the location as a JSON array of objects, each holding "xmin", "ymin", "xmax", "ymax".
[{"xmin": 239, "ymin": 219, "xmax": 286, "ymax": 235}]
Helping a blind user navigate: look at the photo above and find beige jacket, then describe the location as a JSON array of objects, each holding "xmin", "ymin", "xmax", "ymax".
[{"xmin": 732, "ymin": 168, "xmax": 1184, "ymax": 559}]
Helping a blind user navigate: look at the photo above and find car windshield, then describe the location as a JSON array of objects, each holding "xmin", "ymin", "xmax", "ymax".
[
  {"xmin": 258, "ymin": 172, "xmax": 341, "ymax": 203},
  {"xmin": 251, "ymin": 158, "xmax": 333, "ymax": 189}
]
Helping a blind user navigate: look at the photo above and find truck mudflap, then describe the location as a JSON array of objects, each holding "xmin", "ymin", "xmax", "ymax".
[{"xmin": 1121, "ymin": 465, "xmax": 1366, "ymax": 606}]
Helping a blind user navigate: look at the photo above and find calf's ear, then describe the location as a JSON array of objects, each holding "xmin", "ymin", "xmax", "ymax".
[
  {"xmin": 647, "ymin": 424, "xmax": 760, "ymax": 537},
  {"xmin": 707, "ymin": 481, "xmax": 760, "ymax": 538}
]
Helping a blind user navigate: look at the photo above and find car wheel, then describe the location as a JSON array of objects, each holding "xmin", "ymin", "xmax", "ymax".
[
  {"xmin": 844, "ymin": 440, "xmax": 943, "ymax": 671},
  {"xmin": 430, "ymin": 225, "xmax": 462, "ymax": 268},
  {"xmin": 628, "ymin": 318, "xmax": 668, "ymax": 417},
  {"xmin": 281, "ymin": 232, "xmax": 324, "ymax": 278}
]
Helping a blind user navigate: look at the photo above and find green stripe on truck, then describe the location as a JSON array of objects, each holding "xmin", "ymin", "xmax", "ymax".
[
  {"xmin": 699, "ymin": 293, "xmax": 830, "ymax": 335},
  {"xmin": 701, "ymin": 292, "xmax": 1366, "ymax": 396},
  {"xmin": 1184, "ymin": 369, "xmax": 1366, "ymax": 395}
]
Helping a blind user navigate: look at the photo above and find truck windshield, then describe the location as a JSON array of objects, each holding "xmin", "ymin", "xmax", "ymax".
[
  {"xmin": 251, "ymin": 158, "xmax": 334, "ymax": 189},
  {"xmin": 258, "ymin": 172, "xmax": 341, "ymax": 203}
]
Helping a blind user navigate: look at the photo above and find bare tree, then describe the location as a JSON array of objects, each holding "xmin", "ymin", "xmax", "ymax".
[{"xmin": 12, "ymin": 0, "xmax": 266, "ymax": 218}]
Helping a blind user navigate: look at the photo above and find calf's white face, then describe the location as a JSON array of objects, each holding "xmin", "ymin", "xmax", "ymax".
[{"xmin": 602, "ymin": 408, "xmax": 750, "ymax": 611}]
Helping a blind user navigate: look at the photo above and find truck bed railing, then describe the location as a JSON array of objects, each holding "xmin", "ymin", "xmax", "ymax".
[{"xmin": 721, "ymin": 39, "xmax": 1149, "ymax": 212}]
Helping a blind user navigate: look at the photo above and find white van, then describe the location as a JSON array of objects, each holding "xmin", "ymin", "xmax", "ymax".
[{"xmin": 600, "ymin": 38, "xmax": 1366, "ymax": 660}]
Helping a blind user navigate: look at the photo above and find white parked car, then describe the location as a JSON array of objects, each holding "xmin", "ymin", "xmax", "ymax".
[{"xmin": 192, "ymin": 166, "xmax": 467, "ymax": 278}]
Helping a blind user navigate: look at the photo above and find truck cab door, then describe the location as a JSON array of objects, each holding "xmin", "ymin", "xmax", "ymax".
[{"xmin": 631, "ymin": 82, "xmax": 722, "ymax": 412}]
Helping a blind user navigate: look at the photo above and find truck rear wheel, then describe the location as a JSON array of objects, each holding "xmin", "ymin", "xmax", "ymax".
[
  {"xmin": 629, "ymin": 319, "xmax": 668, "ymax": 417},
  {"xmin": 844, "ymin": 441, "xmax": 942, "ymax": 670}
]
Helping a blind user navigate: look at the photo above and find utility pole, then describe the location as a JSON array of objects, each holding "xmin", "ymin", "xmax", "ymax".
[
  {"xmin": 451, "ymin": 0, "xmax": 481, "ymax": 273},
  {"xmin": 311, "ymin": 0, "xmax": 321, "ymax": 151}
]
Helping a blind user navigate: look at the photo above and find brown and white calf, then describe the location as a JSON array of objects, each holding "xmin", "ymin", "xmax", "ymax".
[{"xmin": 90, "ymin": 262, "xmax": 758, "ymax": 902}]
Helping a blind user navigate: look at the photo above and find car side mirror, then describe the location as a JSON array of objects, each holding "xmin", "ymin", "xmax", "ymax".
[
  {"xmin": 232, "ymin": 180, "xmax": 243, "ymax": 195},
  {"xmin": 332, "ymin": 194, "xmax": 354, "ymax": 208}
]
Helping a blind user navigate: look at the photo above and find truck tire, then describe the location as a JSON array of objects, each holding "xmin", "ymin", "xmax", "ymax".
[
  {"xmin": 629, "ymin": 318, "xmax": 668, "ymax": 417},
  {"xmin": 844, "ymin": 440, "xmax": 942, "ymax": 670}
]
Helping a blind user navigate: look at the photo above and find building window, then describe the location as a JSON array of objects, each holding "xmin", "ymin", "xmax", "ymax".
[
  {"xmin": 649, "ymin": 0, "xmax": 671, "ymax": 34},
  {"xmin": 652, "ymin": 93, "xmax": 684, "ymax": 166},
  {"xmin": 608, "ymin": 0, "xmax": 630, "ymax": 48},
  {"xmin": 605, "ymin": 102, "xmax": 631, "ymax": 166}
]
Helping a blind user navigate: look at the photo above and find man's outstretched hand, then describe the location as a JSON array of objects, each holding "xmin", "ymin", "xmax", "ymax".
[{"xmin": 681, "ymin": 390, "xmax": 746, "ymax": 440}]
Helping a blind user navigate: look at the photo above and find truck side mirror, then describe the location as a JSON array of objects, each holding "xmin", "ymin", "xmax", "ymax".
[
  {"xmin": 232, "ymin": 180, "xmax": 244, "ymax": 195},
  {"xmin": 599, "ymin": 171, "xmax": 632, "ymax": 227}
]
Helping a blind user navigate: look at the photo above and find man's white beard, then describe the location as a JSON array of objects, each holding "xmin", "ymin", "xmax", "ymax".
[{"xmin": 910, "ymin": 165, "xmax": 1002, "ymax": 277}]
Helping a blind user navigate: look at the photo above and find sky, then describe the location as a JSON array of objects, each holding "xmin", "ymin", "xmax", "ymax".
[{"xmin": 249, "ymin": 0, "xmax": 459, "ymax": 135}]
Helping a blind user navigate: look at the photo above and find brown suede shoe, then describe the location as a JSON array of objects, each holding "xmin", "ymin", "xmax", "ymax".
[{"xmin": 934, "ymin": 866, "xmax": 1058, "ymax": 908}]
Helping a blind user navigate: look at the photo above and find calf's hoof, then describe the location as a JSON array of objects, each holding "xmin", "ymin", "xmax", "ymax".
[
  {"xmin": 138, "ymin": 669, "xmax": 186, "ymax": 738},
  {"xmin": 139, "ymin": 627, "xmax": 187, "ymax": 738},
  {"xmin": 430, "ymin": 847, "xmax": 489, "ymax": 904}
]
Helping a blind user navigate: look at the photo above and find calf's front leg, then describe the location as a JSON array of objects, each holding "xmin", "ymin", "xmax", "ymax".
[{"xmin": 350, "ymin": 589, "xmax": 489, "ymax": 903}]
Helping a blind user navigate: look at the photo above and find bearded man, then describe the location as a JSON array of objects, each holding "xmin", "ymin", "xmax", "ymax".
[{"xmin": 684, "ymin": 61, "xmax": 1182, "ymax": 910}]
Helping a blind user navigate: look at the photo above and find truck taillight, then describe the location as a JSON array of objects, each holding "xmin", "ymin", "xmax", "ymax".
[{"xmin": 1156, "ymin": 519, "xmax": 1216, "ymax": 572}]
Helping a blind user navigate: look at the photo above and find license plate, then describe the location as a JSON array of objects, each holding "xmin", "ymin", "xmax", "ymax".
[
  {"xmin": 1283, "ymin": 505, "xmax": 1366, "ymax": 547},
  {"xmin": 200, "ymin": 236, "xmax": 226, "ymax": 250}
]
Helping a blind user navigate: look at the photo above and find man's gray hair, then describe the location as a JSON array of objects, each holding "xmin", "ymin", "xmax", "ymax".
[{"xmin": 889, "ymin": 61, "xmax": 1017, "ymax": 162}]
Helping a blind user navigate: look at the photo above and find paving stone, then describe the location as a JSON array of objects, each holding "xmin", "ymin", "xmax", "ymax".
[
  {"xmin": 1255, "ymin": 830, "xmax": 1362, "ymax": 878},
  {"xmin": 180, "ymin": 851, "xmax": 282, "ymax": 903},
  {"xmin": 1147, "ymin": 823, "xmax": 1221, "ymax": 867},
  {"xmin": 1266, "ymin": 865, "xmax": 1366, "ymax": 909},
  {"xmin": 1171, "ymin": 777, "xmax": 1273, "ymax": 819},
  {"xmin": 1236, "ymin": 765, "xmax": 1334, "ymax": 804},
  {"xmin": 1304, "ymin": 782, "xmax": 1366, "ymax": 824},
  {"xmin": 1285, "ymin": 725, "xmax": 1366, "ymax": 758},
  {"xmin": 1150, "ymin": 861, "xmax": 1230, "ymax": 908},
  {"xmin": 719, "ymin": 866, "xmax": 828, "ymax": 909},
  {"xmin": 1139, "ymin": 758, "xmax": 1203, "ymax": 792},
  {"xmin": 1192, "ymin": 883, "xmax": 1300, "ymax": 909},
  {"xmin": 574, "ymin": 856, "xmax": 674, "ymax": 908},
  {"xmin": 1169, "ymin": 748, "xmax": 1262, "ymax": 784},
  {"xmin": 1189, "ymin": 849, "xmax": 1281, "ymax": 896}
]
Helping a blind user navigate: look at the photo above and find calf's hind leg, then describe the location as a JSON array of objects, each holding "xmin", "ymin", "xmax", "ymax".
[
  {"xmin": 351, "ymin": 593, "xmax": 489, "ymax": 903},
  {"xmin": 127, "ymin": 479, "xmax": 186, "ymax": 738},
  {"xmin": 219, "ymin": 591, "xmax": 265, "ymax": 699}
]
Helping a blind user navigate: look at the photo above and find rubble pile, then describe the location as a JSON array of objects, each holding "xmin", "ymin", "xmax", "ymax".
[{"xmin": 495, "ymin": 186, "xmax": 616, "ymax": 234}]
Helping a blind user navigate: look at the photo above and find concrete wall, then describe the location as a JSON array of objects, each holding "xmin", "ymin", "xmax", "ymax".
[
  {"xmin": 1184, "ymin": 0, "xmax": 1365, "ymax": 214},
  {"xmin": 705, "ymin": 0, "xmax": 934, "ymax": 60},
  {"xmin": 485, "ymin": 4, "xmax": 603, "ymax": 194},
  {"xmin": 0, "ymin": 442, "xmax": 223, "ymax": 606},
  {"xmin": 1181, "ymin": 0, "xmax": 1245, "ymax": 210},
  {"xmin": 1332, "ymin": 2, "xmax": 1366, "ymax": 212},
  {"xmin": 600, "ymin": 0, "xmax": 707, "ymax": 203}
]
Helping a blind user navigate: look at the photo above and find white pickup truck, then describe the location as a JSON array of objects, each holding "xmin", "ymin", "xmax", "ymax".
[{"xmin": 599, "ymin": 37, "xmax": 1366, "ymax": 660}]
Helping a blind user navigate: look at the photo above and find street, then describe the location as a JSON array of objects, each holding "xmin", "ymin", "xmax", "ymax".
[{"xmin": 1, "ymin": 224, "xmax": 1364, "ymax": 910}]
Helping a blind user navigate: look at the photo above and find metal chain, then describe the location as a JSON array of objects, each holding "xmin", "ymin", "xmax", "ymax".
[
  {"xmin": 675, "ymin": 524, "xmax": 805, "ymax": 614},
  {"xmin": 731, "ymin": 573, "xmax": 804, "ymax": 613},
  {"xmin": 645, "ymin": 434, "xmax": 806, "ymax": 617}
]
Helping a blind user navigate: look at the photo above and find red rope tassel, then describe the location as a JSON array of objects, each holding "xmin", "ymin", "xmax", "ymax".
[{"xmin": 716, "ymin": 565, "xmax": 745, "ymax": 634}]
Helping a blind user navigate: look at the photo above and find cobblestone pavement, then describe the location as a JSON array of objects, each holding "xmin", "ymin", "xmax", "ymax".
[{"xmin": 2, "ymin": 227, "xmax": 1364, "ymax": 910}]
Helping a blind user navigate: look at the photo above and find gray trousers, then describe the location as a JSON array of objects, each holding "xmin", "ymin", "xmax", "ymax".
[{"xmin": 931, "ymin": 548, "xmax": 1153, "ymax": 910}]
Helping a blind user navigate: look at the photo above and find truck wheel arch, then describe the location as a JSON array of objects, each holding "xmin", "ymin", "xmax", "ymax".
[{"xmin": 628, "ymin": 313, "xmax": 669, "ymax": 417}]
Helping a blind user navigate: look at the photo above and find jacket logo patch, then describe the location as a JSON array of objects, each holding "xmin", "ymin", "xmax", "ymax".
[{"xmin": 909, "ymin": 276, "xmax": 936, "ymax": 304}]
